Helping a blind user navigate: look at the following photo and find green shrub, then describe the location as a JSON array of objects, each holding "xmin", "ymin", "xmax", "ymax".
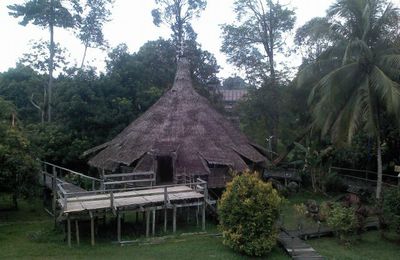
[
  {"xmin": 383, "ymin": 187, "xmax": 400, "ymax": 235},
  {"xmin": 218, "ymin": 172, "xmax": 284, "ymax": 256},
  {"xmin": 326, "ymin": 203, "xmax": 357, "ymax": 242}
]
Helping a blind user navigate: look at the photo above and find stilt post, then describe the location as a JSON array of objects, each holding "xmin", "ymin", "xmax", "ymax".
[
  {"xmin": 173, "ymin": 206, "xmax": 177, "ymax": 233},
  {"xmin": 67, "ymin": 215, "xmax": 71, "ymax": 247},
  {"xmin": 52, "ymin": 166, "xmax": 57, "ymax": 225},
  {"xmin": 75, "ymin": 220, "xmax": 80, "ymax": 246},
  {"xmin": 164, "ymin": 187, "xmax": 168, "ymax": 232},
  {"xmin": 117, "ymin": 210, "xmax": 121, "ymax": 243},
  {"xmin": 152, "ymin": 209, "xmax": 156, "ymax": 236},
  {"xmin": 89, "ymin": 211, "xmax": 95, "ymax": 246},
  {"xmin": 146, "ymin": 210, "xmax": 150, "ymax": 237}
]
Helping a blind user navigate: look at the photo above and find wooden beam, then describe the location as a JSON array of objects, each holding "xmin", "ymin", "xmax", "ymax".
[
  {"xmin": 196, "ymin": 204, "xmax": 199, "ymax": 226},
  {"xmin": 202, "ymin": 202, "xmax": 206, "ymax": 231},
  {"xmin": 164, "ymin": 208, "xmax": 167, "ymax": 233},
  {"xmin": 75, "ymin": 220, "xmax": 80, "ymax": 246},
  {"xmin": 52, "ymin": 166, "xmax": 57, "ymax": 219},
  {"xmin": 67, "ymin": 215, "xmax": 71, "ymax": 247},
  {"xmin": 152, "ymin": 209, "xmax": 156, "ymax": 236},
  {"xmin": 146, "ymin": 210, "xmax": 150, "ymax": 237},
  {"xmin": 173, "ymin": 206, "xmax": 177, "ymax": 233},
  {"xmin": 117, "ymin": 211, "xmax": 121, "ymax": 243},
  {"xmin": 89, "ymin": 211, "xmax": 95, "ymax": 246}
]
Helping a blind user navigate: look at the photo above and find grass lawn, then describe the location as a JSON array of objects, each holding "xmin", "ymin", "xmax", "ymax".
[
  {"xmin": 309, "ymin": 231, "xmax": 400, "ymax": 260},
  {"xmin": 0, "ymin": 197, "xmax": 288, "ymax": 260},
  {"xmin": 1, "ymin": 192, "xmax": 399, "ymax": 259}
]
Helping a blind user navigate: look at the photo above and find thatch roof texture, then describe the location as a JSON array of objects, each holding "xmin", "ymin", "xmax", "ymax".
[{"xmin": 86, "ymin": 58, "xmax": 266, "ymax": 187}]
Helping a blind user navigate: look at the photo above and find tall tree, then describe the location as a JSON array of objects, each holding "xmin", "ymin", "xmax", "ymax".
[
  {"xmin": 0, "ymin": 98, "xmax": 38, "ymax": 209},
  {"xmin": 221, "ymin": 0, "xmax": 295, "ymax": 152},
  {"xmin": 221, "ymin": 0, "xmax": 295, "ymax": 83},
  {"xmin": 298, "ymin": 0, "xmax": 400, "ymax": 198},
  {"xmin": 151, "ymin": 0, "xmax": 207, "ymax": 55},
  {"xmin": 8, "ymin": 0, "xmax": 81, "ymax": 122},
  {"xmin": 77, "ymin": 0, "xmax": 113, "ymax": 69}
]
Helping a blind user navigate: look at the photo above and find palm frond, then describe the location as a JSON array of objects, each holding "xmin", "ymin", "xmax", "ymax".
[{"xmin": 371, "ymin": 66, "xmax": 400, "ymax": 118}]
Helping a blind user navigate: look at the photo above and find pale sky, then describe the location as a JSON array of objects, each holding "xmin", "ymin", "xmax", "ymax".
[{"xmin": 0, "ymin": 0, "xmax": 337, "ymax": 78}]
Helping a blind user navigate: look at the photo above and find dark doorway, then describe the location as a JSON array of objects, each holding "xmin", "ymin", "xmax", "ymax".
[{"xmin": 157, "ymin": 156, "xmax": 173, "ymax": 184}]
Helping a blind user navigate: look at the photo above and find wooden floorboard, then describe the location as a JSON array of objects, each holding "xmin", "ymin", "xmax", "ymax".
[
  {"xmin": 278, "ymin": 230, "xmax": 325, "ymax": 260},
  {"xmin": 60, "ymin": 185, "xmax": 204, "ymax": 214}
]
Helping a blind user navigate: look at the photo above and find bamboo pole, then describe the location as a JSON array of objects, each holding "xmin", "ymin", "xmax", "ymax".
[
  {"xmin": 52, "ymin": 166, "xmax": 57, "ymax": 223},
  {"xmin": 146, "ymin": 210, "xmax": 150, "ymax": 237},
  {"xmin": 67, "ymin": 215, "xmax": 71, "ymax": 247},
  {"xmin": 89, "ymin": 211, "xmax": 95, "ymax": 246},
  {"xmin": 75, "ymin": 220, "xmax": 80, "ymax": 246},
  {"xmin": 173, "ymin": 206, "xmax": 177, "ymax": 233},
  {"xmin": 117, "ymin": 211, "xmax": 121, "ymax": 243},
  {"xmin": 152, "ymin": 209, "xmax": 156, "ymax": 236},
  {"xmin": 202, "ymin": 202, "xmax": 206, "ymax": 231}
]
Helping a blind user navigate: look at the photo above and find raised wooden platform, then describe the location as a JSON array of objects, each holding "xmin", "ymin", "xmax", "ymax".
[{"xmin": 59, "ymin": 185, "xmax": 204, "ymax": 214}]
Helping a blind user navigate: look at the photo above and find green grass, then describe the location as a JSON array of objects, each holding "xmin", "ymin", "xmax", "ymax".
[
  {"xmin": 1, "ymin": 192, "xmax": 399, "ymax": 260},
  {"xmin": 309, "ymin": 231, "xmax": 400, "ymax": 260},
  {"xmin": 0, "ymin": 198, "xmax": 288, "ymax": 260},
  {"xmin": 280, "ymin": 190, "xmax": 329, "ymax": 230}
]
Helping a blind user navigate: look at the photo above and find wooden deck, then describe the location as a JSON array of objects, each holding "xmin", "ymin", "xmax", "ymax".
[
  {"xmin": 59, "ymin": 185, "xmax": 204, "ymax": 213},
  {"xmin": 278, "ymin": 220, "xmax": 379, "ymax": 259},
  {"xmin": 44, "ymin": 176, "xmax": 87, "ymax": 194},
  {"xmin": 278, "ymin": 230, "xmax": 324, "ymax": 260},
  {"xmin": 39, "ymin": 161, "xmax": 210, "ymax": 247}
]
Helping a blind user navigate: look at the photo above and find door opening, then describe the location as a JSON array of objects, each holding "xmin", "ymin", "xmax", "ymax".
[{"xmin": 157, "ymin": 156, "xmax": 173, "ymax": 184}]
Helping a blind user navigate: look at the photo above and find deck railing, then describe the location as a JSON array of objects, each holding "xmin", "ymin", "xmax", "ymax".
[
  {"xmin": 57, "ymin": 177, "xmax": 208, "ymax": 214},
  {"xmin": 39, "ymin": 160, "xmax": 102, "ymax": 191},
  {"xmin": 330, "ymin": 166, "xmax": 399, "ymax": 188},
  {"xmin": 102, "ymin": 171, "xmax": 156, "ymax": 189}
]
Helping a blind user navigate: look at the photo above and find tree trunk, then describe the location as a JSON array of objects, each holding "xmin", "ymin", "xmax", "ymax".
[
  {"xmin": 47, "ymin": 0, "xmax": 55, "ymax": 122},
  {"xmin": 80, "ymin": 43, "xmax": 89, "ymax": 69},
  {"xmin": 376, "ymin": 134, "xmax": 383, "ymax": 199}
]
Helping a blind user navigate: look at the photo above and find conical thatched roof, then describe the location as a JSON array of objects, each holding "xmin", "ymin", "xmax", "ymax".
[{"xmin": 85, "ymin": 58, "xmax": 266, "ymax": 187}]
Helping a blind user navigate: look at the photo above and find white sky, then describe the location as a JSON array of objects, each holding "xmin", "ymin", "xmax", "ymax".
[{"xmin": 0, "ymin": 0, "xmax": 337, "ymax": 78}]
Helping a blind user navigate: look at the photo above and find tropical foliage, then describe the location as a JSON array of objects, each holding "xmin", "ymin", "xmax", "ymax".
[
  {"xmin": 0, "ymin": 98, "xmax": 38, "ymax": 209},
  {"xmin": 297, "ymin": 0, "xmax": 400, "ymax": 198},
  {"xmin": 218, "ymin": 172, "xmax": 284, "ymax": 256}
]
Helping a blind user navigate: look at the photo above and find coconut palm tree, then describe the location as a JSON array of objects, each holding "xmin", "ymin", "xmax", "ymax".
[{"xmin": 298, "ymin": 0, "xmax": 400, "ymax": 198}]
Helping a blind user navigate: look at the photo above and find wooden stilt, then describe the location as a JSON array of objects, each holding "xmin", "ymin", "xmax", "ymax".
[
  {"xmin": 152, "ymin": 209, "xmax": 156, "ymax": 236},
  {"xmin": 196, "ymin": 204, "xmax": 199, "ymax": 226},
  {"xmin": 117, "ymin": 211, "xmax": 121, "ymax": 242},
  {"xmin": 164, "ymin": 208, "xmax": 167, "ymax": 232},
  {"xmin": 52, "ymin": 167, "xmax": 57, "ymax": 214},
  {"xmin": 67, "ymin": 215, "xmax": 71, "ymax": 247},
  {"xmin": 146, "ymin": 210, "xmax": 150, "ymax": 237},
  {"xmin": 75, "ymin": 220, "xmax": 80, "ymax": 246},
  {"xmin": 202, "ymin": 202, "xmax": 206, "ymax": 231},
  {"xmin": 89, "ymin": 211, "xmax": 95, "ymax": 246},
  {"xmin": 173, "ymin": 206, "xmax": 177, "ymax": 233}
]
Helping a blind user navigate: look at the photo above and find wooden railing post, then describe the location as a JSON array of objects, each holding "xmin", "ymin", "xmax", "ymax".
[
  {"xmin": 101, "ymin": 169, "xmax": 105, "ymax": 190},
  {"xmin": 164, "ymin": 187, "xmax": 168, "ymax": 232},
  {"xmin": 110, "ymin": 191, "xmax": 114, "ymax": 209},
  {"xmin": 52, "ymin": 166, "xmax": 57, "ymax": 216},
  {"xmin": 202, "ymin": 181, "xmax": 207, "ymax": 231}
]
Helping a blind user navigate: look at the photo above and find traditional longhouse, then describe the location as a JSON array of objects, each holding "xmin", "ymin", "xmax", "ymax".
[{"xmin": 85, "ymin": 58, "xmax": 267, "ymax": 188}]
